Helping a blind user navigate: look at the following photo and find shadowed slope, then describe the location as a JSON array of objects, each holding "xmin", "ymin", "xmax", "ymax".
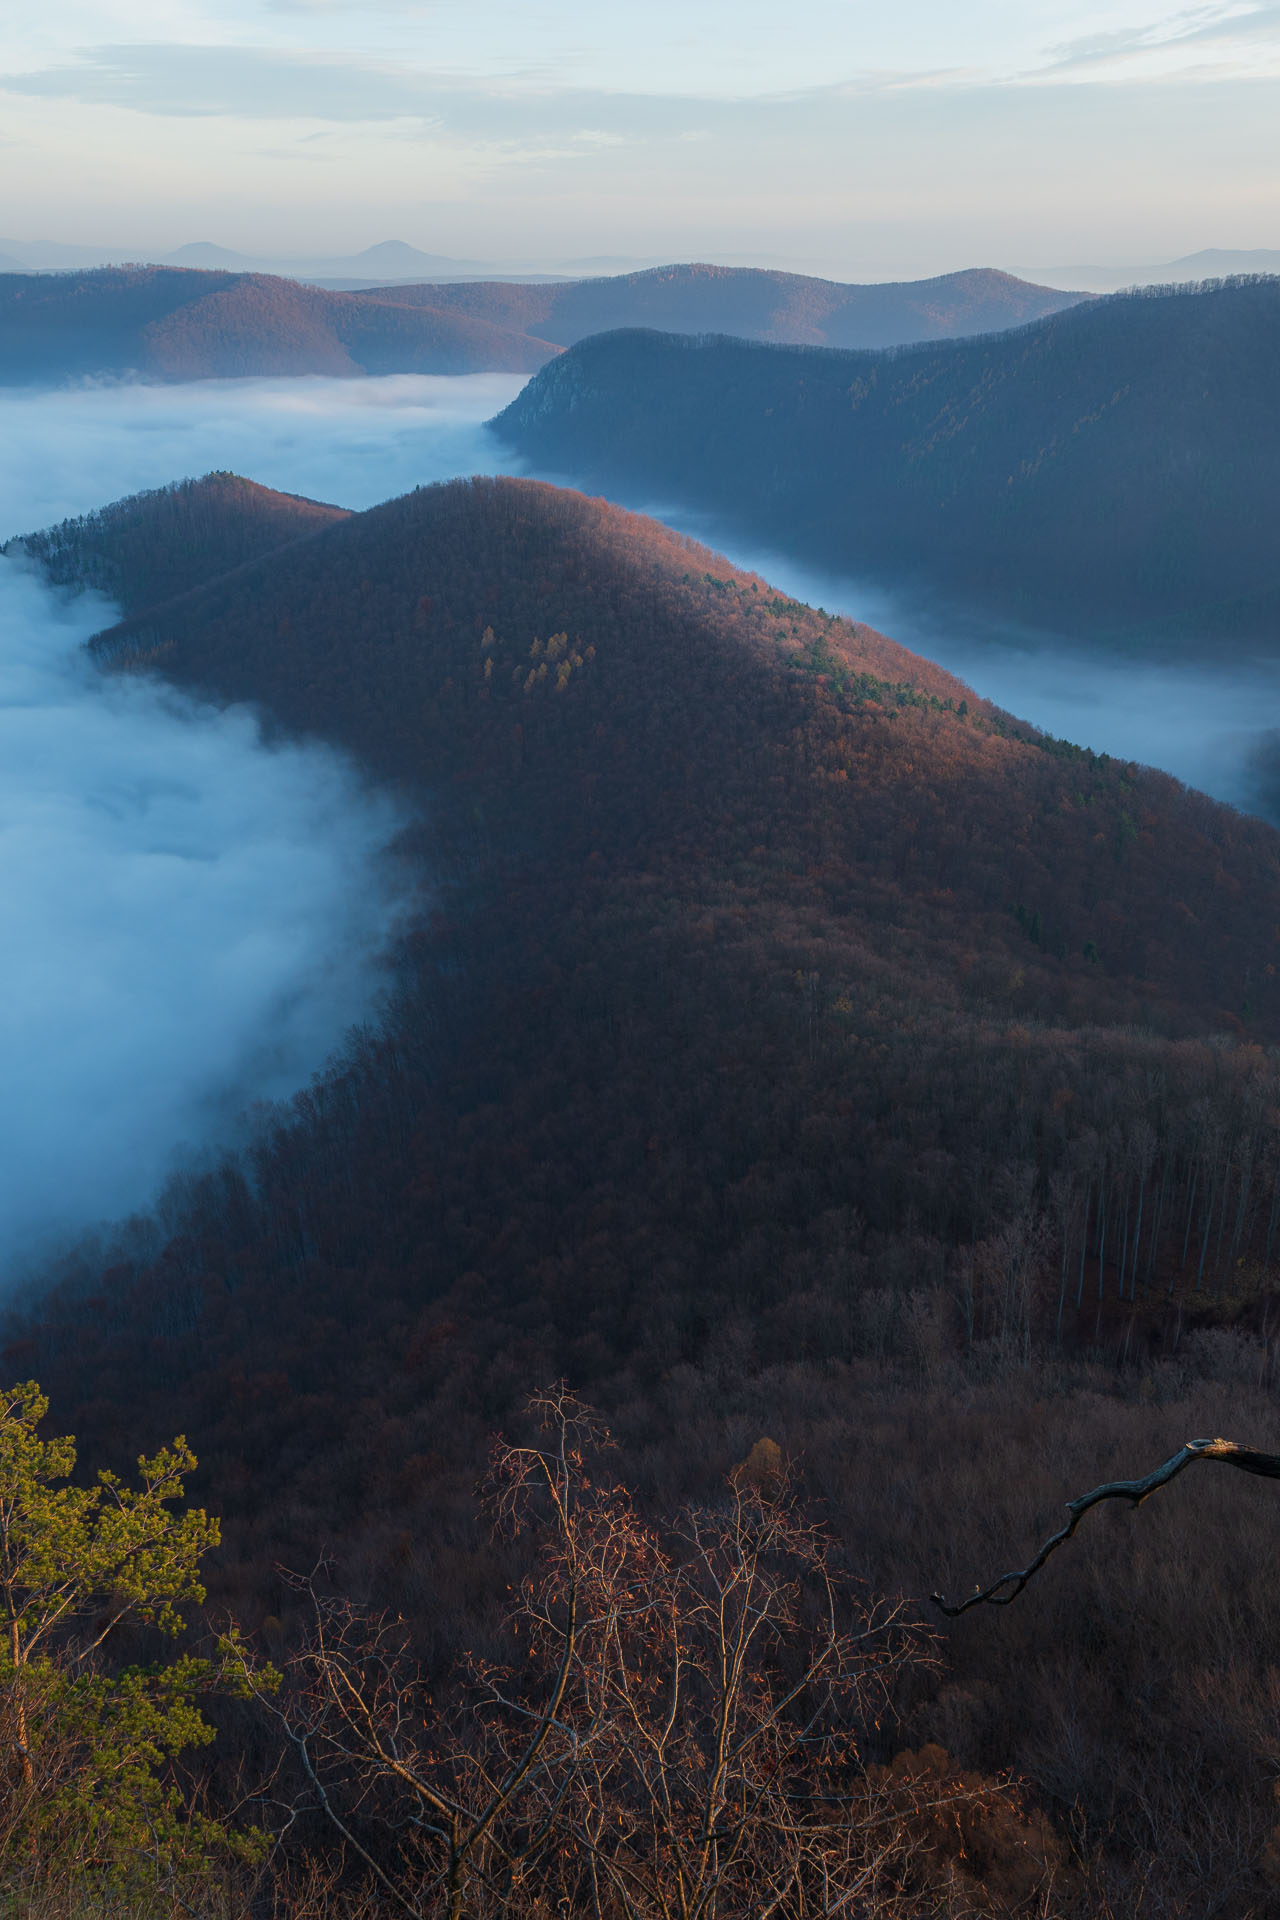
[
  {"xmin": 11, "ymin": 476, "xmax": 1280, "ymax": 1915},
  {"xmin": 10, "ymin": 472, "xmax": 1280, "ymax": 1622},
  {"xmin": 493, "ymin": 278, "xmax": 1280, "ymax": 644}
]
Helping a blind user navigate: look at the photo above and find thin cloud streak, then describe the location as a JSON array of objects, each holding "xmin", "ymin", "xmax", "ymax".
[
  {"xmin": 10, "ymin": 9, "xmax": 1280, "ymax": 126},
  {"xmin": 1042, "ymin": 1, "xmax": 1280, "ymax": 72}
]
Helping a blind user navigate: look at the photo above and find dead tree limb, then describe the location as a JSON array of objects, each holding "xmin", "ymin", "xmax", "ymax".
[{"xmin": 933, "ymin": 1438, "xmax": 1280, "ymax": 1617}]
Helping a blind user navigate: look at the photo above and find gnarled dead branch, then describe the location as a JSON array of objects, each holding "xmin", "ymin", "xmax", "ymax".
[{"xmin": 933, "ymin": 1438, "xmax": 1280, "ymax": 1616}]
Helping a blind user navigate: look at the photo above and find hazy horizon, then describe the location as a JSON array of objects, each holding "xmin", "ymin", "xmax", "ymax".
[
  {"xmin": 3, "ymin": 2, "xmax": 1278, "ymax": 283},
  {"xmin": 3, "ymin": 235, "xmax": 1278, "ymax": 295}
]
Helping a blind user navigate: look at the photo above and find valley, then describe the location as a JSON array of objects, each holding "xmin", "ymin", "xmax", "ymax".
[
  {"xmin": 11, "ymin": 0, "xmax": 1280, "ymax": 1901},
  {"xmin": 7, "ymin": 463, "xmax": 1280, "ymax": 1909},
  {"xmin": 1, "ymin": 265, "xmax": 1279, "ymax": 1915}
]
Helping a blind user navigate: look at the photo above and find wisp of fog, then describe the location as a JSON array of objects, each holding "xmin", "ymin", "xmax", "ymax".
[{"xmin": 0, "ymin": 554, "xmax": 407, "ymax": 1264}]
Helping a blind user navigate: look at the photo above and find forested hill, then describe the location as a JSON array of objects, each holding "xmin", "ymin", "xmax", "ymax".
[
  {"xmin": 493, "ymin": 276, "xmax": 1280, "ymax": 644},
  {"xmin": 17, "ymin": 471, "xmax": 1280, "ymax": 1900},
  {"xmin": 8, "ymin": 473, "xmax": 350, "ymax": 609},
  {"xmin": 371, "ymin": 262, "xmax": 1088, "ymax": 349},
  {"xmin": 0, "ymin": 266, "xmax": 558, "ymax": 381},
  {"xmin": 0, "ymin": 261, "xmax": 1085, "ymax": 384}
]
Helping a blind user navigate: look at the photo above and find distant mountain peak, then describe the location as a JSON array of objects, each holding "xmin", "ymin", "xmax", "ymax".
[
  {"xmin": 349, "ymin": 240, "xmax": 473, "ymax": 269},
  {"xmin": 166, "ymin": 242, "xmax": 249, "ymax": 265}
]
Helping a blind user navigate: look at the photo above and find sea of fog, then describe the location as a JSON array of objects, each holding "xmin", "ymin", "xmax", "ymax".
[
  {"xmin": 0, "ymin": 368, "xmax": 1275, "ymax": 1264},
  {"xmin": 0, "ymin": 373, "xmax": 529, "ymax": 527},
  {"xmin": 5, "ymin": 371, "xmax": 1273, "ymax": 828}
]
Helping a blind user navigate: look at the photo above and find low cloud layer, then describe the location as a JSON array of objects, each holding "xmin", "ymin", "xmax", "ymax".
[
  {"xmin": 0, "ymin": 373, "xmax": 527, "ymax": 1268},
  {"xmin": 0, "ymin": 373, "xmax": 527, "ymax": 538},
  {"xmin": 0, "ymin": 551, "xmax": 409, "ymax": 1265}
]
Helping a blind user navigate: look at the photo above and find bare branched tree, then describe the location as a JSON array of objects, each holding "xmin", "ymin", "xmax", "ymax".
[
  {"xmin": 247, "ymin": 1389, "xmax": 610, "ymax": 1920},
  {"xmin": 494, "ymin": 1428, "xmax": 929, "ymax": 1919},
  {"xmin": 253, "ymin": 1389, "xmax": 1017, "ymax": 1919}
]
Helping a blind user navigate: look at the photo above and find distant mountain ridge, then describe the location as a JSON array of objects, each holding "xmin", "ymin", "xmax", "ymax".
[
  {"xmin": 0, "ymin": 261, "xmax": 1088, "ymax": 383},
  {"xmin": 1030, "ymin": 247, "xmax": 1280, "ymax": 292},
  {"xmin": 0, "ymin": 266, "xmax": 559, "ymax": 382},
  {"xmin": 0, "ymin": 237, "xmax": 498, "ymax": 277},
  {"xmin": 492, "ymin": 275, "xmax": 1280, "ymax": 646},
  {"xmin": 372, "ymin": 262, "xmax": 1089, "ymax": 350}
]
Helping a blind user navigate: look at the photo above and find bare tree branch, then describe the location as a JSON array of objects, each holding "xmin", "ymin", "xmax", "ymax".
[{"xmin": 933, "ymin": 1437, "xmax": 1280, "ymax": 1616}]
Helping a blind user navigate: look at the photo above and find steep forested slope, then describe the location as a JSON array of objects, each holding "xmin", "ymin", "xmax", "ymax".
[
  {"xmin": 17, "ymin": 472, "xmax": 1280, "ymax": 1453},
  {"xmin": 373, "ymin": 262, "xmax": 1088, "ymax": 349},
  {"xmin": 0, "ymin": 266, "xmax": 557, "ymax": 381},
  {"xmin": 493, "ymin": 277, "xmax": 1280, "ymax": 643},
  {"xmin": 14, "ymin": 472, "xmax": 1280, "ymax": 1911},
  {"xmin": 71, "ymin": 472, "xmax": 1280, "ymax": 1038}
]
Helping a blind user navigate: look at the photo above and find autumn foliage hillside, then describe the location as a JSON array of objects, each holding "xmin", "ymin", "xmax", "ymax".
[
  {"xmin": 82, "ymin": 472, "xmax": 1280, "ymax": 1037},
  {"xmin": 14, "ymin": 473, "xmax": 1280, "ymax": 1911}
]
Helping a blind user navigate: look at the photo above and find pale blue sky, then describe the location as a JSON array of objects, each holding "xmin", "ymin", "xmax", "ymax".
[{"xmin": 3, "ymin": 1, "xmax": 1278, "ymax": 274}]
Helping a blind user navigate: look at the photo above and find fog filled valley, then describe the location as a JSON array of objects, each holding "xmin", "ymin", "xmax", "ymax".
[
  {"xmin": 4, "ymin": 368, "xmax": 1279, "ymax": 824},
  {"xmin": 8, "ymin": 279, "xmax": 1280, "ymax": 1920}
]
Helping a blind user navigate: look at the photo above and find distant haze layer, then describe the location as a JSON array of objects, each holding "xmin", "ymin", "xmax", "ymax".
[{"xmin": 0, "ymin": 374, "xmax": 526, "ymax": 535}]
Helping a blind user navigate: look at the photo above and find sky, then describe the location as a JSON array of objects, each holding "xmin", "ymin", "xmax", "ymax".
[{"xmin": 2, "ymin": 2, "xmax": 1278, "ymax": 277}]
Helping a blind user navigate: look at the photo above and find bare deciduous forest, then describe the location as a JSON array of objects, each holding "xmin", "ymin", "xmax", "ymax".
[{"xmin": 9, "ymin": 472, "xmax": 1280, "ymax": 1913}]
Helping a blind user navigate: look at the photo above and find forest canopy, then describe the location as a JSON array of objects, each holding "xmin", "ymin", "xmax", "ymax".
[{"xmin": 10, "ymin": 470, "xmax": 1280, "ymax": 1914}]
